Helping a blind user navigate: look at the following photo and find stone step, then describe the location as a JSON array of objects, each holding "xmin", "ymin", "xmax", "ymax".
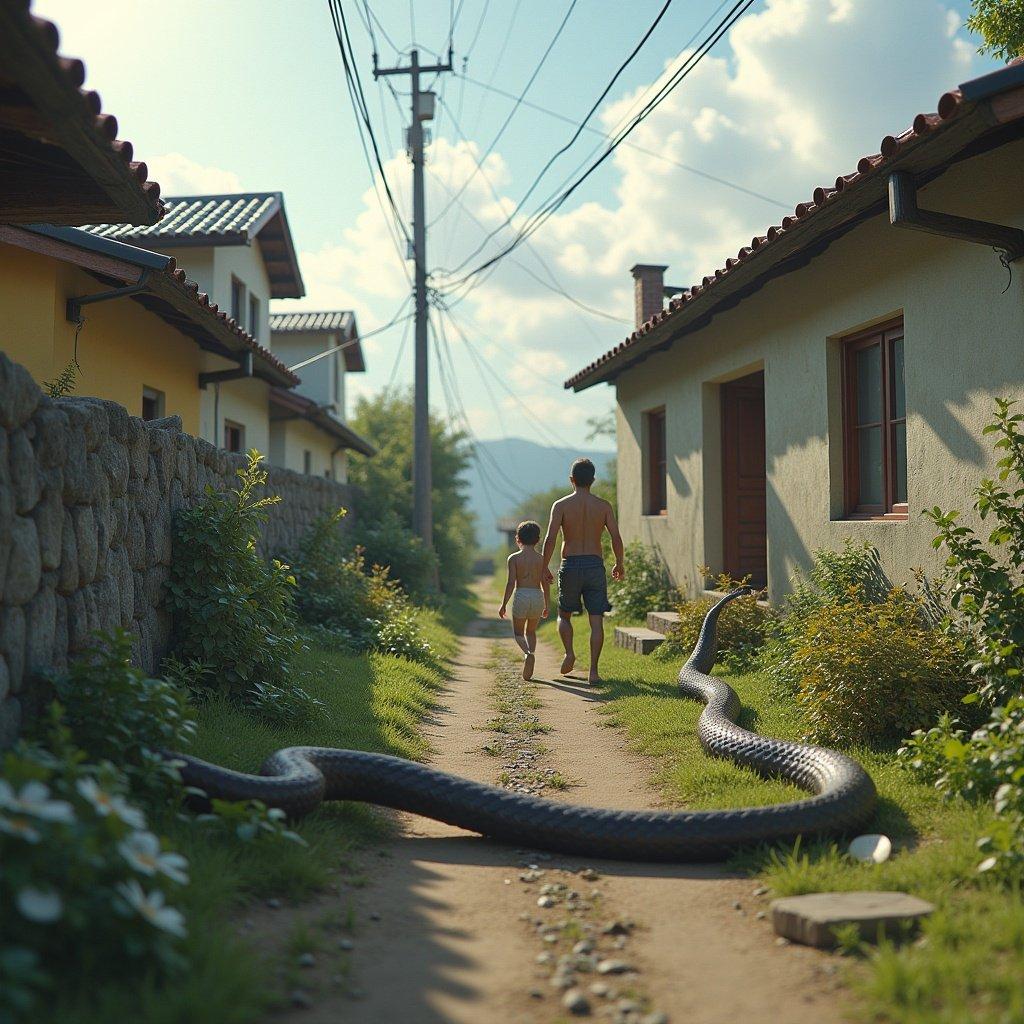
[
  {"xmin": 614, "ymin": 626, "xmax": 665, "ymax": 655},
  {"xmin": 771, "ymin": 891, "xmax": 936, "ymax": 948},
  {"xmin": 646, "ymin": 610, "xmax": 680, "ymax": 635}
]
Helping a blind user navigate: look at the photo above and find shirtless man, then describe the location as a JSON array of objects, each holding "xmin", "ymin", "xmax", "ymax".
[{"xmin": 541, "ymin": 458, "xmax": 625, "ymax": 684}]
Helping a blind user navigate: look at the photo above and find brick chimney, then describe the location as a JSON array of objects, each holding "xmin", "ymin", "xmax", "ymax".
[{"xmin": 630, "ymin": 264, "xmax": 668, "ymax": 330}]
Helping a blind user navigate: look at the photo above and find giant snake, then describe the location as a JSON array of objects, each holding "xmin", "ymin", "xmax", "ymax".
[{"xmin": 174, "ymin": 589, "xmax": 877, "ymax": 860}]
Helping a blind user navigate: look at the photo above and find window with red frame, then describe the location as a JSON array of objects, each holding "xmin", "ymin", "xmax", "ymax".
[
  {"xmin": 843, "ymin": 320, "xmax": 907, "ymax": 519},
  {"xmin": 644, "ymin": 407, "xmax": 667, "ymax": 515}
]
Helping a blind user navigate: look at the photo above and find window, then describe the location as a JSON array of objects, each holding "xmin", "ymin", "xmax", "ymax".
[
  {"xmin": 249, "ymin": 295, "xmax": 260, "ymax": 341},
  {"xmin": 141, "ymin": 386, "xmax": 164, "ymax": 421},
  {"xmin": 303, "ymin": 450, "xmax": 312, "ymax": 474},
  {"xmin": 223, "ymin": 419, "xmax": 245, "ymax": 453},
  {"xmin": 643, "ymin": 407, "xmax": 667, "ymax": 515},
  {"xmin": 230, "ymin": 277, "xmax": 246, "ymax": 326},
  {"xmin": 842, "ymin": 319, "xmax": 907, "ymax": 518}
]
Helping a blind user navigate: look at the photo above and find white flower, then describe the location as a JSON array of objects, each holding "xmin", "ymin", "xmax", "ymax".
[
  {"xmin": 75, "ymin": 778, "xmax": 146, "ymax": 829},
  {"xmin": 115, "ymin": 880, "xmax": 187, "ymax": 938},
  {"xmin": 16, "ymin": 886, "xmax": 63, "ymax": 923},
  {"xmin": 118, "ymin": 832, "xmax": 189, "ymax": 885},
  {"xmin": 0, "ymin": 780, "xmax": 74, "ymax": 823},
  {"xmin": 0, "ymin": 815, "xmax": 41, "ymax": 843}
]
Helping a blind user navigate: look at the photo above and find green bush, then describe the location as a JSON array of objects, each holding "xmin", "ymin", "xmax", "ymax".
[
  {"xmin": 607, "ymin": 541, "xmax": 680, "ymax": 621},
  {"xmin": 40, "ymin": 629, "xmax": 196, "ymax": 804},
  {"xmin": 293, "ymin": 511, "xmax": 434, "ymax": 664},
  {"xmin": 0, "ymin": 736, "xmax": 189, "ymax": 1021},
  {"xmin": 654, "ymin": 576, "xmax": 771, "ymax": 670},
  {"xmin": 166, "ymin": 451, "xmax": 305, "ymax": 708},
  {"xmin": 347, "ymin": 506, "xmax": 438, "ymax": 600},
  {"xmin": 903, "ymin": 399, "xmax": 1024, "ymax": 874},
  {"xmin": 782, "ymin": 590, "xmax": 969, "ymax": 747}
]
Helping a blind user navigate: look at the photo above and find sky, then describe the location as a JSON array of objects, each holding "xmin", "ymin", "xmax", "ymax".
[{"xmin": 33, "ymin": 0, "xmax": 999, "ymax": 452}]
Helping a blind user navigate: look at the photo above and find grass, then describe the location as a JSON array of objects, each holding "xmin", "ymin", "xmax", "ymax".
[
  {"xmin": 50, "ymin": 602, "xmax": 463, "ymax": 1024},
  {"xmin": 555, "ymin": 615, "xmax": 1024, "ymax": 1024}
]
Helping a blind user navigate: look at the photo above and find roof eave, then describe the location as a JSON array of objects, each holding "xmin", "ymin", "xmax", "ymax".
[{"xmin": 568, "ymin": 74, "xmax": 1024, "ymax": 393}]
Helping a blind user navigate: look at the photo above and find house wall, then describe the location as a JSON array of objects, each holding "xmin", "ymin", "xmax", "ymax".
[
  {"xmin": 0, "ymin": 353, "xmax": 359, "ymax": 747},
  {"xmin": 268, "ymin": 415, "xmax": 348, "ymax": 481},
  {"xmin": 614, "ymin": 138, "xmax": 1024, "ymax": 599},
  {"xmin": 199, "ymin": 375, "xmax": 271, "ymax": 455},
  {"xmin": 271, "ymin": 330, "xmax": 342, "ymax": 411},
  {"xmin": 0, "ymin": 245, "xmax": 204, "ymax": 433}
]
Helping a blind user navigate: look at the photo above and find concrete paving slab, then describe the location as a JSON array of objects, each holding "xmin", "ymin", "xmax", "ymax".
[{"xmin": 771, "ymin": 891, "xmax": 936, "ymax": 948}]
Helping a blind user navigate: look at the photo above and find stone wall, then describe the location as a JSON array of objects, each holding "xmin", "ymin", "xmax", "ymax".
[{"xmin": 0, "ymin": 355, "xmax": 358, "ymax": 745}]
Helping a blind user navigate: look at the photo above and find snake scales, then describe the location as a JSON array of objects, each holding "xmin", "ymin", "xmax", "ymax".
[{"xmin": 173, "ymin": 589, "xmax": 877, "ymax": 861}]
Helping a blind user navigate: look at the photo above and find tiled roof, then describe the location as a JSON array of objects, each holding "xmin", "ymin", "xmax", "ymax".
[
  {"xmin": 566, "ymin": 61, "xmax": 1024, "ymax": 392},
  {"xmin": 269, "ymin": 388, "xmax": 376, "ymax": 457},
  {"xmin": 83, "ymin": 192, "xmax": 306, "ymax": 299},
  {"xmin": 0, "ymin": 0, "xmax": 164, "ymax": 225},
  {"xmin": 269, "ymin": 310, "xmax": 366, "ymax": 373},
  {"xmin": 10, "ymin": 224, "xmax": 299, "ymax": 387},
  {"xmin": 269, "ymin": 311, "xmax": 353, "ymax": 333}
]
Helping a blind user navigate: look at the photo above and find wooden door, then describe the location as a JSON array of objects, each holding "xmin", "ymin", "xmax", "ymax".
[{"xmin": 721, "ymin": 373, "xmax": 767, "ymax": 588}]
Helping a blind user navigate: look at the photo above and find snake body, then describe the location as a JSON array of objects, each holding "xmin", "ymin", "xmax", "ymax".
[{"xmin": 174, "ymin": 590, "xmax": 877, "ymax": 861}]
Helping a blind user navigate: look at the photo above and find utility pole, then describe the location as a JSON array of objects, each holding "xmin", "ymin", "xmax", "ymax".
[{"xmin": 374, "ymin": 46, "xmax": 453, "ymax": 549}]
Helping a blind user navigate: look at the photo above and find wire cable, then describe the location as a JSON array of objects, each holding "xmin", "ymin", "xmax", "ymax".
[{"xmin": 286, "ymin": 299, "xmax": 414, "ymax": 372}]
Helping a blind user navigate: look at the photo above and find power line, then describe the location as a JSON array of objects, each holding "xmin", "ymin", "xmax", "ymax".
[
  {"xmin": 440, "ymin": 0, "xmax": 758, "ymax": 291},
  {"xmin": 429, "ymin": 0, "xmax": 578, "ymax": 228},
  {"xmin": 453, "ymin": 71, "xmax": 788, "ymax": 211},
  {"xmin": 386, "ymin": 307, "xmax": 414, "ymax": 389}
]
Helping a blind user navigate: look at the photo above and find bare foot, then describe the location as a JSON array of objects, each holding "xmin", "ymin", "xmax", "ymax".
[
  {"xmin": 588, "ymin": 672, "xmax": 603, "ymax": 685},
  {"xmin": 523, "ymin": 652, "xmax": 535, "ymax": 681},
  {"xmin": 560, "ymin": 653, "xmax": 576, "ymax": 675}
]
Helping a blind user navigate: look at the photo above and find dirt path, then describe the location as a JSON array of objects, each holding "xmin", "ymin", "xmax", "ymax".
[{"xmin": 271, "ymin": 587, "xmax": 847, "ymax": 1022}]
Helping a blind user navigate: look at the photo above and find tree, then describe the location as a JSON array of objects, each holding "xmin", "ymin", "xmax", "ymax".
[
  {"xmin": 348, "ymin": 388, "xmax": 475, "ymax": 595},
  {"xmin": 967, "ymin": 0, "xmax": 1024, "ymax": 61}
]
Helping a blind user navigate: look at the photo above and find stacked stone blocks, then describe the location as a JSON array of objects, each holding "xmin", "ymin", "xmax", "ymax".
[{"xmin": 0, "ymin": 354, "xmax": 357, "ymax": 745}]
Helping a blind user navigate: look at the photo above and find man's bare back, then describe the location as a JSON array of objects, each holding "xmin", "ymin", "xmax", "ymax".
[{"xmin": 550, "ymin": 490, "xmax": 614, "ymax": 559}]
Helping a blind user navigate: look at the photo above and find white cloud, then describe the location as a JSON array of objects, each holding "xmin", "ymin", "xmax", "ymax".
[
  {"xmin": 147, "ymin": 153, "xmax": 242, "ymax": 195},
  {"xmin": 279, "ymin": 0, "xmax": 988, "ymax": 448}
]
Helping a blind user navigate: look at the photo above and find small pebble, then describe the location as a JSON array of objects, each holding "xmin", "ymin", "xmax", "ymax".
[
  {"xmin": 536, "ymin": 952, "xmax": 555, "ymax": 966},
  {"xmin": 756, "ymin": 911, "xmax": 767, "ymax": 920},
  {"xmin": 563, "ymin": 989, "xmax": 591, "ymax": 1015},
  {"xmin": 529, "ymin": 988, "xmax": 545, "ymax": 1000},
  {"xmin": 346, "ymin": 988, "xmax": 366, "ymax": 1001},
  {"xmin": 267, "ymin": 898, "xmax": 282, "ymax": 909},
  {"xmin": 298, "ymin": 952, "xmax": 316, "ymax": 968},
  {"xmin": 641, "ymin": 1013, "xmax": 670, "ymax": 1024},
  {"xmin": 753, "ymin": 885, "xmax": 769, "ymax": 896},
  {"xmin": 289, "ymin": 989, "xmax": 313, "ymax": 1009},
  {"xmin": 596, "ymin": 959, "xmax": 633, "ymax": 975},
  {"xmin": 369, "ymin": 912, "xmax": 381, "ymax": 921},
  {"xmin": 732, "ymin": 900, "xmax": 742, "ymax": 911},
  {"xmin": 579, "ymin": 868, "xmax": 600, "ymax": 881},
  {"xmin": 544, "ymin": 933, "xmax": 559, "ymax": 944},
  {"xmin": 538, "ymin": 896, "xmax": 556, "ymax": 908},
  {"xmin": 618, "ymin": 998, "xmax": 642, "ymax": 1013},
  {"xmin": 589, "ymin": 982, "xmax": 610, "ymax": 997},
  {"xmin": 775, "ymin": 937, "xmax": 790, "ymax": 947},
  {"xmin": 574, "ymin": 939, "xmax": 595, "ymax": 955},
  {"xmin": 550, "ymin": 972, "xmax": 574, "ymax": 990},
  {"xmin": 613, "ymin": 935, "xmax": 627, "ymax": 949},
  {"xmin": 338, "ymin": 938, "xmax": 354, "ymax": 951}
]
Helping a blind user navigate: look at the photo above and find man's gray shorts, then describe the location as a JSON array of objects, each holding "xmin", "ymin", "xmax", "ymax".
[{"xmin": 558, "ymin": 555, "xmax": 612, "ymax": 616}]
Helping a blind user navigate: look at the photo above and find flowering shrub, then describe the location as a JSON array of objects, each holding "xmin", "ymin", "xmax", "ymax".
[
  {"xmin": 653, "ymin": 573, "xmax": 770, "ymax": 671},
  {"xmin": 607, "ymin": 541, "xmax": 680, "ymax": 621},
  {"xmin": 167, "ymin": 451, "xmax": 311, "ymax": 718},
  {"xmin": 0, "ymin": 739, "xmax": 188, "ymax": 1020},
  {"xmin": 42, "ymin": 629, "xmax": 196, "ymax": 804}
]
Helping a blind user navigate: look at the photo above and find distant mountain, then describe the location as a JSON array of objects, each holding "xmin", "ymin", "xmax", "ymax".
[{"xmin": 461, "ymin": 438, "xmax": 615, "ymax": 548}]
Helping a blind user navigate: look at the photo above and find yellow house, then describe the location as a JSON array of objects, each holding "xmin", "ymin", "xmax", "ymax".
[
  {"xmin": 0, "ymin": 224, "xmax": 298, "ymax": 432},
  {"xmin": 567, "ymin": 62, "xmax": 1024, "ymax": 599},
  {"xmin": 84, "ymin": 193, "xmax": 305, "ymax": 454}
]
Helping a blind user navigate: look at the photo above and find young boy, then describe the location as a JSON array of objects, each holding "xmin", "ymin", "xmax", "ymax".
[{"xmin": 498, "ymin": 520, "xmax": 550, "ymax": 680}]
